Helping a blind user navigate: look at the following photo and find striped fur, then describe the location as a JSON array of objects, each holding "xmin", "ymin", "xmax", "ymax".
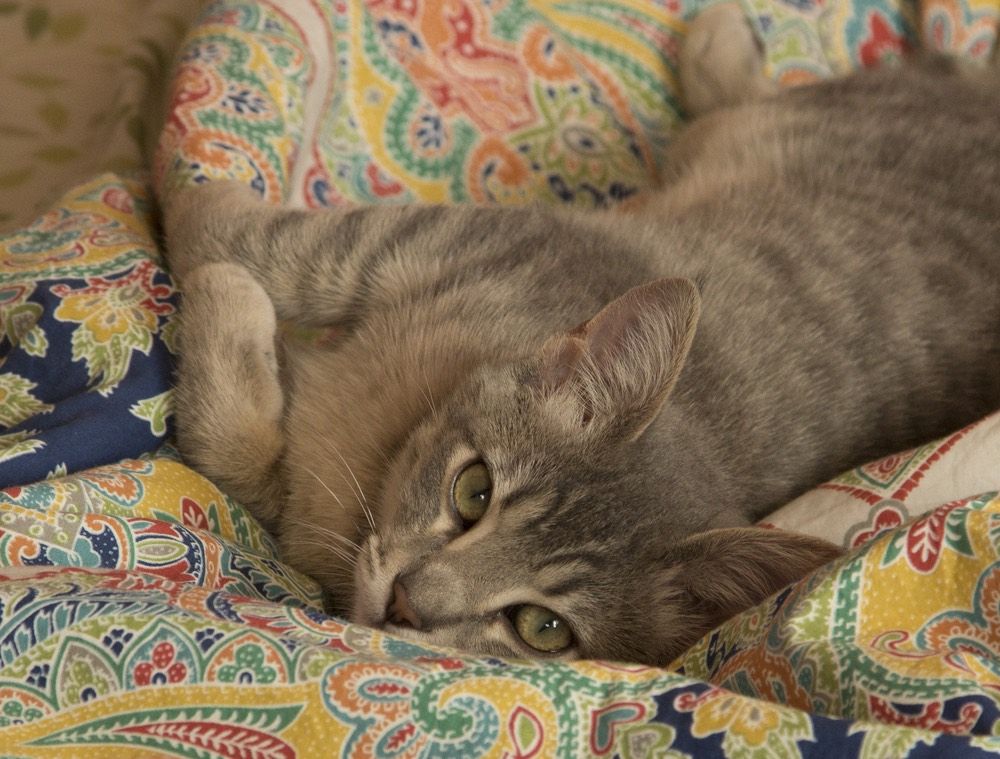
[{"xmin": 166, "ymin": 43, "xmax": 1000, "ymax": 663}]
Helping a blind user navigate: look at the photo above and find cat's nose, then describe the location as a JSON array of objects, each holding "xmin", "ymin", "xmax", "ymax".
[{"xmin": 386, "ymin": 577, "xmax": 422, "ymax": 630}]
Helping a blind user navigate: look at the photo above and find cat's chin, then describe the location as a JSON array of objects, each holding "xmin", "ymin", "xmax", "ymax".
[
  {"xmin": 378, "ymin": 622, "xmax": 498, "ymax": 661},
  {"xmin": 341, "ymin": 598, "xmax": 438, "ymax": 651},
  {"xmin": 380, "ymin": 622, "xmax": 427, "ymax": 644},
  {"xmin": 348, "ymin": 596, "xmax": 385, "ymax": 630}
]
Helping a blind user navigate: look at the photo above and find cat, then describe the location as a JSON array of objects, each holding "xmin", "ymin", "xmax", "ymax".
[{"xmin": 164, "ymin": 6, "xmax": 1000, "ymax": 665}]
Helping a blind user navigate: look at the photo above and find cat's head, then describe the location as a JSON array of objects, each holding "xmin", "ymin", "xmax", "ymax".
[{"xmin": 350, "ymin": 278, "xmax": 841, "ymax": 664}]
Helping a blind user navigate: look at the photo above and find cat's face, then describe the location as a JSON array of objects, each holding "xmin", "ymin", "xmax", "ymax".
[
  {"xmin": 348, "ymin": 278, "xmax": 841, "ymax": 665},
  {"xmin": 352, "ymin": 364, "xmax": 681, "ymax": 661}
]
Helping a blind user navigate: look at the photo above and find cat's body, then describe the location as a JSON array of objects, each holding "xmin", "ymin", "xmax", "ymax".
[{"xmin": 166, "ymin": 18, "xmax": 1000, "ymax": 664}]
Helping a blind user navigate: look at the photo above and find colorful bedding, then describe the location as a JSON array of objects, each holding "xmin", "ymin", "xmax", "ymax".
[{"xmin": 3, "ymin": 0, "xmax": 1000, "ymax": 756}]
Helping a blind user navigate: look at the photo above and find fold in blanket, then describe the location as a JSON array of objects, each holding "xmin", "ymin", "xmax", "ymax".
[{"xmin": 2, "ymin": 0, "xmax": 1000, "ymax": 756}]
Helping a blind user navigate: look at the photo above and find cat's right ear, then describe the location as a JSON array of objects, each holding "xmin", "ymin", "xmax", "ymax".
[{"xmin": 529, "ymin": 277, "xmax": 701, "ymax": 441}]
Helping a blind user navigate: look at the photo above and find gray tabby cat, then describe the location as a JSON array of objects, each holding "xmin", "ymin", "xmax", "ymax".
[{"xmin": 164, "ymin": 6, "xmax": 1000, "ymax": 665}]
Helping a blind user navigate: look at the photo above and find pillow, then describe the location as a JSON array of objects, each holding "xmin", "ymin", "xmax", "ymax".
[{"xmin": 155, "ymin": 0, "xmax": 999, "ymax": 209}]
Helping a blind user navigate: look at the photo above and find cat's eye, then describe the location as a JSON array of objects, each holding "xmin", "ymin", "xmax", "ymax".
[
  {"xmin": 509, "ymin": 604, "xmax": 573, "ymax": 653},
  {"xmin": 452, "ymin": 461, "xmax": 492, "ymax": 525}
]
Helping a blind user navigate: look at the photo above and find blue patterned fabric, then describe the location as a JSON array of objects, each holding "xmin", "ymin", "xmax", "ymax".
[{"xmin": 0, "ymin": 176, "xmax": 176, "ymax": 488}]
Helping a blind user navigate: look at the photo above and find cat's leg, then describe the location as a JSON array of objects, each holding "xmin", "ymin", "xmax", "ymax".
[
  {"xmin": 173, "ymin": 261, "xmax": 286, "ymax": 526},
  {"xmin": 680, "ymin": 2, "xmax": 777, "ymax": 117},
  {"xmin": 164, "ymin": 181, "xmax": 480, "ymax": 326}
]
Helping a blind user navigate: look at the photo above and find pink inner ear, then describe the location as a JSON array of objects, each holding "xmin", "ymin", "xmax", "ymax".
[
  {"xmin": 585, "ymin": 295, "xmax": 645, "ymax": 368},
  {"xmin": 583, "ymin": 279, "xmax": 695, "ymax": 373},
  {"xmin": 536, "ymin": 335, "xmax": 586, "ymax": 392},
  {"xmin": 530, "ymin": 278, "xmax": 700, "ymax": 435}
]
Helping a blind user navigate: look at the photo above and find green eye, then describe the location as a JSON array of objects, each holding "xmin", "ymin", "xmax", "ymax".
[
  {"xmin": 452, "ymin": 462, "xmax": 492, "ymax": 525},
  {"xmin": 510, "ymin": 605, "xmax": 573, "ymax": 653}
]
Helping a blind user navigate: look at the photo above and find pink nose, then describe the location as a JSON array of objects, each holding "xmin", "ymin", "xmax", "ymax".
[{"xmin": 386, "ymin": 578, "xmax": 422, "ymax": 629}]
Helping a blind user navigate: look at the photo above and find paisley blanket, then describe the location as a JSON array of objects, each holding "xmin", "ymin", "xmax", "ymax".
[{"xmin": 2, "ymin": 1, "xmax": 1000, "ymax": 756}]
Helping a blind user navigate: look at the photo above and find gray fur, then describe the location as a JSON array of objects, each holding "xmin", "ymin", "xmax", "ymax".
[{"xmin": 165, "ymin": 38, "xmax": 1000, "ymax": 664}]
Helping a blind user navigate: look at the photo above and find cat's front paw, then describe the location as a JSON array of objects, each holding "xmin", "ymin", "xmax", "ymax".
[
  {"xmin": 163, "ymin": 180, "xmax": 264, "ymax": 281},
  {"xmin": 680, "ymin": 3, "xmax": 778, "ymax": 117},
  {"xmin": 181, "ymin": 262, "xmax": 280, "ymax": 377}
]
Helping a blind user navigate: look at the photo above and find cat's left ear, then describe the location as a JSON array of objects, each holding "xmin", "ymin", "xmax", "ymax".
[
  {"xmin": 531, "ymin": 277, "xmax": 701, "ymax": 440},
  {"xmin": 650, "ymin": 527, "xmax": 843, "ymax": 660}
]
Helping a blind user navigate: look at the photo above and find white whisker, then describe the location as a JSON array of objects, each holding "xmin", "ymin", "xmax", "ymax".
[
  {"xmin": 306, "ymin": 573, "xmax": 355, "ymax": 594},
  {"xmin": 294, "ymin": 539, "xmax": 359, "ymax": 567},
  {"xmin": 330, "ymin": 442, "xmax": 369, "ymax": 506},
  {"xmin": 304, "ymin": 465, "xmax": 349, "ymax": 511},
  {"xmin": 418, "ymin": 364, "xmax": 438, "ymax": 418},
  {"xmin": 348, "ymin": 425, "xmax": 394, "ymax": 468},
  {"xmin": 302, "ymin": 465, "xmax": 362, "ymax": 537},
  {"xmin": 319, "ymin": 438, "xmax": 379, "ymax": 538},
  {"xmin": 283, "ymin": 514, "xmax": 361, "ymax": 551}
]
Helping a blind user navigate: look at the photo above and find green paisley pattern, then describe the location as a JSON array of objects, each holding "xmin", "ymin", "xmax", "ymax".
[{"xmin": 3, "ymin": 0, "xmax": 1000, "ymax": 756}]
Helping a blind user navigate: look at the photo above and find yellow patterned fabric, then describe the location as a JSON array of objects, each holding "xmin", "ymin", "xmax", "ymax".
[
  {"xmin": 4, "ymin": 0, "xmax": 1000, "ymax": 756},
  {"xmin": 678, "ymin": 489, "xmax": 1000, "ymax": 744}
]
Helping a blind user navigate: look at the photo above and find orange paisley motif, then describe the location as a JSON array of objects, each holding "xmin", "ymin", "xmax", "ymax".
[{"xmin": 367, "ymin": 0, "xmax": 536, "ymax": 132}]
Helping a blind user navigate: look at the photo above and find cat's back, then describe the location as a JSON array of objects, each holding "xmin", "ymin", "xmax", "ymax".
[
  {"xmin": 625, "ymin": 60, "xmax": 1000, "ymax": 514},
  {"xmin": 659, "ymin": 60, "xmax": 1000, "ymax": 224}
]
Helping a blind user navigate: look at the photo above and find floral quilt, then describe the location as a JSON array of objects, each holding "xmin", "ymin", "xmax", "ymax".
[{"xmin": 3, "ymin": 0, "xmax": 1000, "ymax": 757}]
